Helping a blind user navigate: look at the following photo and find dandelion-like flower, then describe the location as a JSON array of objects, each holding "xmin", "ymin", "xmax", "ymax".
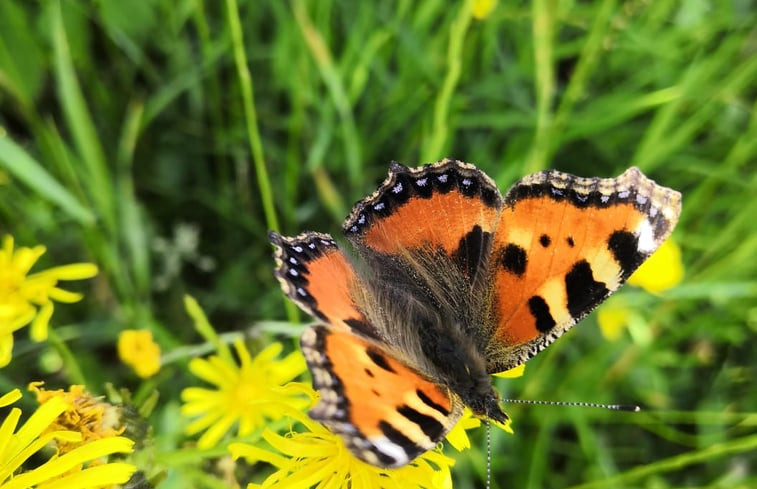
[
  {"xmin": 230, "ymin": 362, "xmax": 520, "ymax": 488},
  {"xmin": 0, "ymin": 388, "xmax": 135, "ymax": 489},
  {"xmin": 0, "ymin": 235, "xmax": 98, "ymax": 367},
  {"xmin": 28, "ymin": 382, "xmax": 125, "ymax": 455},
  {"xmin": 229, "ymin": 400, "xmax": 455, "ymax": 489},
  {"xmin": 181, "ymin": 340, "xmax": 307, "ymax": 448},
  {"xmin": 117, "ymin": 329, "xmax": 161, "ymax": 378}
]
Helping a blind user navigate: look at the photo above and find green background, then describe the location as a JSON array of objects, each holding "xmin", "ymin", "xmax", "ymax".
[{"xmin": 0, "ymin": 0, "xmax": 755, "ymax": 488}]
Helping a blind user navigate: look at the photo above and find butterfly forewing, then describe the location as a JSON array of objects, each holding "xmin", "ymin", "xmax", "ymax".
[
  {"xmin": 484, "ymin": 167, "xmax": 681, "ymax": 373},
  {"xmin": 343, "ymin": 160, "xmax": 504, "ymax": 286}
]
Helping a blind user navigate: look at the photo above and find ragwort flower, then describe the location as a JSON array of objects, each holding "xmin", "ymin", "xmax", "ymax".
[
  {"xmin": 181, "ymin": 340, "xmax": 307, "ymax": 448},
  {"xmin": 0, "ymin": 235, "xmax": 98, "ymax": 367},
  {"xmin": 28, "ymin": 382, "xmax": 124, "ymax": 455},
  {"xmin": 117, "ymin": 329, "xmax": 161, "ymax": 378},
  {"xmin": 0, "ymin": 388, "xmax": 135, "ymax": 489},
  {"xmin": 229, "ymin": 400, "xmax": 455, "ymax": 489},
  {"xmin": 230, "ymin": 363, "xmax": 520, "ymax": 488}
]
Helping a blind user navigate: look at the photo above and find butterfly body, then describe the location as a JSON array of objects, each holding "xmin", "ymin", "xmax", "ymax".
[
  {"xmin": 351, "ymin": 248, "xmax": 507, "ymax": 423},
  {"xmin": 270, "ymin": 159, "xmax": 681, "ymax": 468}
]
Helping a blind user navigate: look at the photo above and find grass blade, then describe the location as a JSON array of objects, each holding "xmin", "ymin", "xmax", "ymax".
[
  {"xmin": 0, "ymin": 135, "xmax": 94, "ymax": 224},
  {"xmin": 51, "ymin": 0, "xmax": 115, "ymax": 232}
]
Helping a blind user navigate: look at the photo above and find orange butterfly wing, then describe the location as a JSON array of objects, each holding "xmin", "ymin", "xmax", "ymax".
[
  {"xmin": 269, "ymin": 231, "xmax": 378, "ymax": 339},
  {"xmin": 270, "ymin": 161, "xmax": 682, "ymax": 468},
  {"xmin": 485, "ymin": 167, "xmax": 682, "ymax": 373},
  {"xmin": 301, "ymin": 325, "xmax": 463, "ymax": 468},
  {"xmin": 343, "ymin": 159, "xmax": 503, "ymax": 283}
]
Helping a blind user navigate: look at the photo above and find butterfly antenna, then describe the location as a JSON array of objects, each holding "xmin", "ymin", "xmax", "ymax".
[
  {"xmin": 501, "ymin": 398, "xmax": 641, "ymax": 411},
  {"xmin": 485, "ymin": 417, "xmax": 492, "ymax": 489}
]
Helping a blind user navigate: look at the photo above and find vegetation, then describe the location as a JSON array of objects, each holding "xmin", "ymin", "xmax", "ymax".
[{"xmin": 0, "ymin": 0, "xmax": 755, "ymax": 487}]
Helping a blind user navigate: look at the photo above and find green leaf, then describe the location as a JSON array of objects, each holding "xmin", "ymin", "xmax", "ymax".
[
  {"xmin": 0, "ymin": 0, "xmax": 45, "ymax": 107},
  {"xmin": 0, "ymin": 135, "xmax": 95, "ymax": 224}
]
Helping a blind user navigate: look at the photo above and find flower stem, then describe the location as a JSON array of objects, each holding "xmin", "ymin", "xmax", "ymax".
[{"xmin": 47, "ymin": 327, "xmax": 86, "ymax": 386}]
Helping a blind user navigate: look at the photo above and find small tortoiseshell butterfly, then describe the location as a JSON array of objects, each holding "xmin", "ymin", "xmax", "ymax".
[{"xmin": 269, "ymin": 159, "xmax": 681, "ymax": 468}]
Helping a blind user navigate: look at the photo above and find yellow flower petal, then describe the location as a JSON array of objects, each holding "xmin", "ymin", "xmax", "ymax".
[
  {"xmin": 0, "ymin": 408, "xmax": 22, "ymax": 463},
  {"xmin": 0, "ymin": 389, "xmax": 21, "ymax": 408},
  {"xmin": 13, "ymin": 397, "xmax": 69, "ymax": 448},
  {"xmin": 181, "ymin": 337, "xmax": 307, "ymax": 448},
  {"xmin": 0, "ymin": 336, "xmax": 14, "ymax": 368},
  {"xmin": 1, "ymin": 235, "xmax": 12, "ymax": 255},
  {"xmin": 12, "ymin": 246, "xmax": 46, "ymax": 276},
  {"xmin": 234, "ymin": 422, "xmax": 455, "ymax": 489},
  {"xmin": 628, "ymin": 239, "xmax": 684, "ymax": 294},
  {"xmin": 1, "ymin": 306, "xmax": 35, "ymax": 333},
  {"xmin": 229, "ymin": 442, "xmax": 289, "ymax": 468},
  {"xmin": 445, "ymin": 407, "xmax": 514, "ymax": 452},
  {"xmin": 472, "ymin": 0, "xmax": 497, "ymax": 19},
  {"xmin": 28, "ymin": 383, "xmax": 125, "ymax": 454},
  {"xmin": 0, "ymin": 235, "xmax": 98, "ymax": 366},
  {"xmin": 32, "ymin": 462, "xmax": 137, "ymax": 489},
  {"xmin": 30, "ymin": 302, "xmax": 54, "ymax": 342},
  {"xmin": 43, "ymin": 263, "xmax": 99, "ymax": 280},
  {"xmin": 0, "ymin": 387, "xmax": 136, "ymax": 489},
  {"xmin": 493, "ymin": 363, "xmax": 526, "ymax": 378},
  {"xmin": 444, "ymin": 414, "xmax": 478, "ymax": 451},
  {"xmin": 2, "ymin": 438, "xmax": 134, "ymax": 489},
  {"xmin": 47, "ymin": 287, "xmax": 84, "ymax": 303},
  {"xmin": 117, "ymin": 329, "xmax": 161, "ymax": 378},
  {"xmin": 597, "ymin": 300, "xmax": 633, "ymax": 341}
]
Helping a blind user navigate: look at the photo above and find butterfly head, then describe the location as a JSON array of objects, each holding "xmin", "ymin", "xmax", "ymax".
[
  {"xmin": 465, "ymin": 385, "xmax": 509, "ymax": 424},
  {"xmin": 433, "ymin": 346, "xmax": 508, "ymax": 424}
]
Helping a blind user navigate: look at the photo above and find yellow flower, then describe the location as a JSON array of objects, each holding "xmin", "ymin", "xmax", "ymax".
[
  {"xmin": 597, "ymin": 299, "xmax": 634, "ymax": 341},
  {"xmin": 228, "ymin": 360, "xmax": 519, "ymax": 487},
  {"xmin": 229, "ymin": 402, "xmax": 455, "ymax": 489},
  {"xmin": 628, "ymin": 239, "xmax": 684, "ymax": 294},
  {"xmin": 443, "ymin": 408, "xmax": 513, "ymax": 453},
  {"xmin": 598, "ymin": 239, "xmax": 684, "ymax": 341},
  {"xmin": 492, "ymin": 363, "xmax": 526, "ymax": 379},
  {"xmin": 28, "ymin": 382, "xmax": 125, "ymax": 456},
  {"xmin": 117, "ymin": 330, "xmax": 161, "ymax": 378},
  {"xmin": 0, "ymin": 388, "xmax": 135, "ymax": 489},
  {"xmin": 0, "ymin": 235, "xmax": 98, "ymax": 367},
  {"xmin": 181, "ymin": 340, "xmax": 308, "ymax": 449},
  {"xmin": 472, "ymin": 0, "xmax": 498, "ymax": 19}
]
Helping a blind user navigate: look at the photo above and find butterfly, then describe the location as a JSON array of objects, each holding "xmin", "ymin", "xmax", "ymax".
[{"xmin": 269, "ymin": 159, "xmax": 681, "ymax": 468}]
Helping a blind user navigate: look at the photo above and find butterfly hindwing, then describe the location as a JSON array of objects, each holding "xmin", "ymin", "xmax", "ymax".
[
  {"xmin": 269, "ymin": 231, "xmax": 378, "ymax": 339},
  {"xmin": 301, "ymin": 325, "xmax": 464, "ymax": 468},
  {"xmin": 485, "ymin": 167, "xmax": 682, "ymax": 373}
]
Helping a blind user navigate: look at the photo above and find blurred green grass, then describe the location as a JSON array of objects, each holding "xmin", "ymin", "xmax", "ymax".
[{"xmin": 0, "ymin": 0, "xmax": 755, "ymax": 487}]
